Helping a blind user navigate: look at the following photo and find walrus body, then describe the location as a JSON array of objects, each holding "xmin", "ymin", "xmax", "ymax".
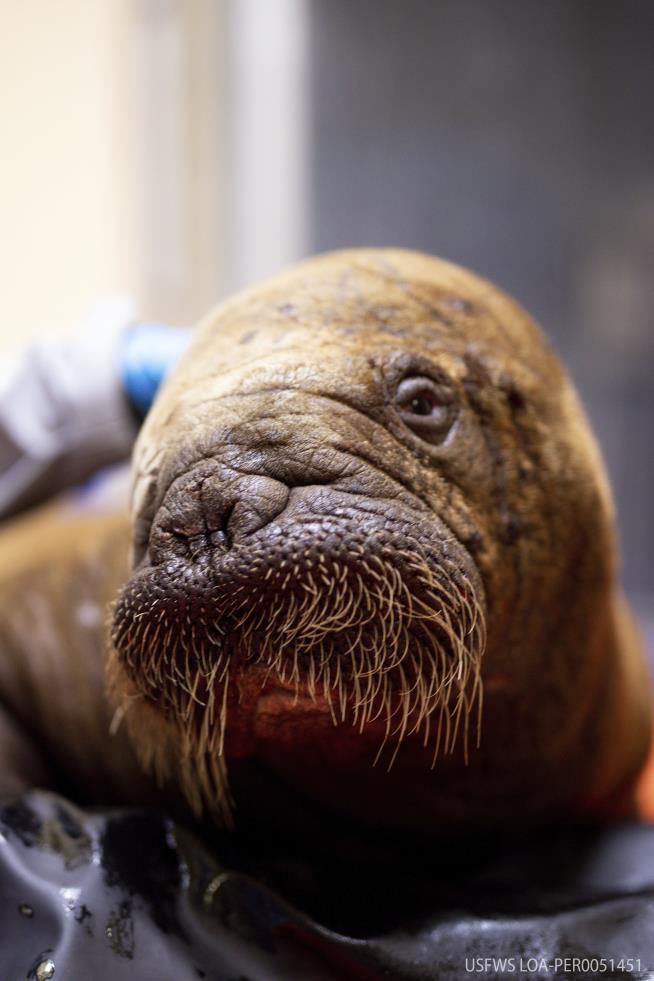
[{"xmin": 0, "ymin": 249, "xmax": 651, "ymax": 838}]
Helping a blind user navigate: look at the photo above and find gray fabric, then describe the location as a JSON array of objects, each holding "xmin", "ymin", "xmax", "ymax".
[{"xmin": 0, "ymin": 303, "xmax": 138, "ymax": 521}]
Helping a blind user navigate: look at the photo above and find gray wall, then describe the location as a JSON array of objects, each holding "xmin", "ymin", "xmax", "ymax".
[{"xmin": 308, "ymin": 0, "xmax": 654, "ymax": 612}]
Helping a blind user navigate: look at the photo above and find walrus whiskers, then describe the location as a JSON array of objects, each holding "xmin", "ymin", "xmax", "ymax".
[{"xmin": 108, "ymin": 545, "xmax": 486, "ymax": 825}]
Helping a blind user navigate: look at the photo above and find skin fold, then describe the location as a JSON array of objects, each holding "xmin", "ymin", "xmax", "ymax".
[{"xmin": 0, "ymin": 249, "xmax": 651, "ymax": 841}]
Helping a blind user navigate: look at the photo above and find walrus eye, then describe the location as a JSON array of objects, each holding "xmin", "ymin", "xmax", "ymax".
[{"xmin": 395, "ymin": 376, "xmax": 456, "ymax": 444}]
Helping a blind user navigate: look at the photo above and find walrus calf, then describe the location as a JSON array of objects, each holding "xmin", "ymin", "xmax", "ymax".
[{"xmin": 0, "ymin": 249, "xmax": 651, "ymax": 838}]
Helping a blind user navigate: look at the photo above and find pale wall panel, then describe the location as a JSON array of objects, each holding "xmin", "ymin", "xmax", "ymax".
[{"xmin": 0, "ymin": 0, "xmax": 140, "ymax": 352}]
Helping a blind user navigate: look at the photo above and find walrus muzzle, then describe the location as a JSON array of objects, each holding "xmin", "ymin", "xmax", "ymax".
[{"xmin": 111, "ymin": 387, "xmax": 485, "ymax": 825}]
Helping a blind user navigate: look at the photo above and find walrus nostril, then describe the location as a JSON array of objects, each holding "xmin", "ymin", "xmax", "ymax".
[
  {"xmin": 216, "ymin": 501, "xmax": 236, "ymax": 549},
  {"xmin": 205, "ymin": 475, "xmax": 290, "ymax": 547},
  {"xmin": 149, "ymin": 473, "xmax": 292, "ymax": 562}
]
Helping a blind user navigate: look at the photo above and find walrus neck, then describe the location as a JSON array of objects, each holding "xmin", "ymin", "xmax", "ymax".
[{"xmin": 574, "ymin": 593, "xmax": 652, "ymax": 818}]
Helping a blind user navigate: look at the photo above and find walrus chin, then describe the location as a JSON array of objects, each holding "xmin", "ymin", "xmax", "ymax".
[{"xmin": 109, "ymin": 475, "xmax": 486, "ymax": 829}]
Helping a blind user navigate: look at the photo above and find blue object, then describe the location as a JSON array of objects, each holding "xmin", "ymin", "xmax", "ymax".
[{"xmin": 120, "ymin": 323, "xmax": 192, "ymax": 418}]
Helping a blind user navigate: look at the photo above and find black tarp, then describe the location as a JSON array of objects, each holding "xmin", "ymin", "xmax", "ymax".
[{"xmin": 2, "ymin": 791, "xmax": 654, "ymax": 980}]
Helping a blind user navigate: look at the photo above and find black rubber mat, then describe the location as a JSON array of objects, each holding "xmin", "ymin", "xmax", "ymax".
[{"xmin": 2, "ymin": 791, "xmax": 654, "ymax": 980}]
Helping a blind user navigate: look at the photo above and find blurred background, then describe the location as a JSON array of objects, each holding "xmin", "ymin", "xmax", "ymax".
[{"xmin": 1, "ymin": 0, "xmax": 652, "ymax": 622}]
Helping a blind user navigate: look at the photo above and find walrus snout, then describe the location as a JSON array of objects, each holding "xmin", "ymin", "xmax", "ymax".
[{"xmin": 111, "ymin": 432, "xmax": 487, "ymax": 823}]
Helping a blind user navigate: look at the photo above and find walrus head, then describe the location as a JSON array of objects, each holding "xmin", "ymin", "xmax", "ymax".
[{"xmin": 108, "ymin": 249, "xmax": 650, "ymax": 833}]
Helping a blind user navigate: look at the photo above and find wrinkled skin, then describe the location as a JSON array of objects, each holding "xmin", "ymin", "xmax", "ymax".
[{"xmin": 0, "ymin": 249, "xmax": 651, "ymax": 839}]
